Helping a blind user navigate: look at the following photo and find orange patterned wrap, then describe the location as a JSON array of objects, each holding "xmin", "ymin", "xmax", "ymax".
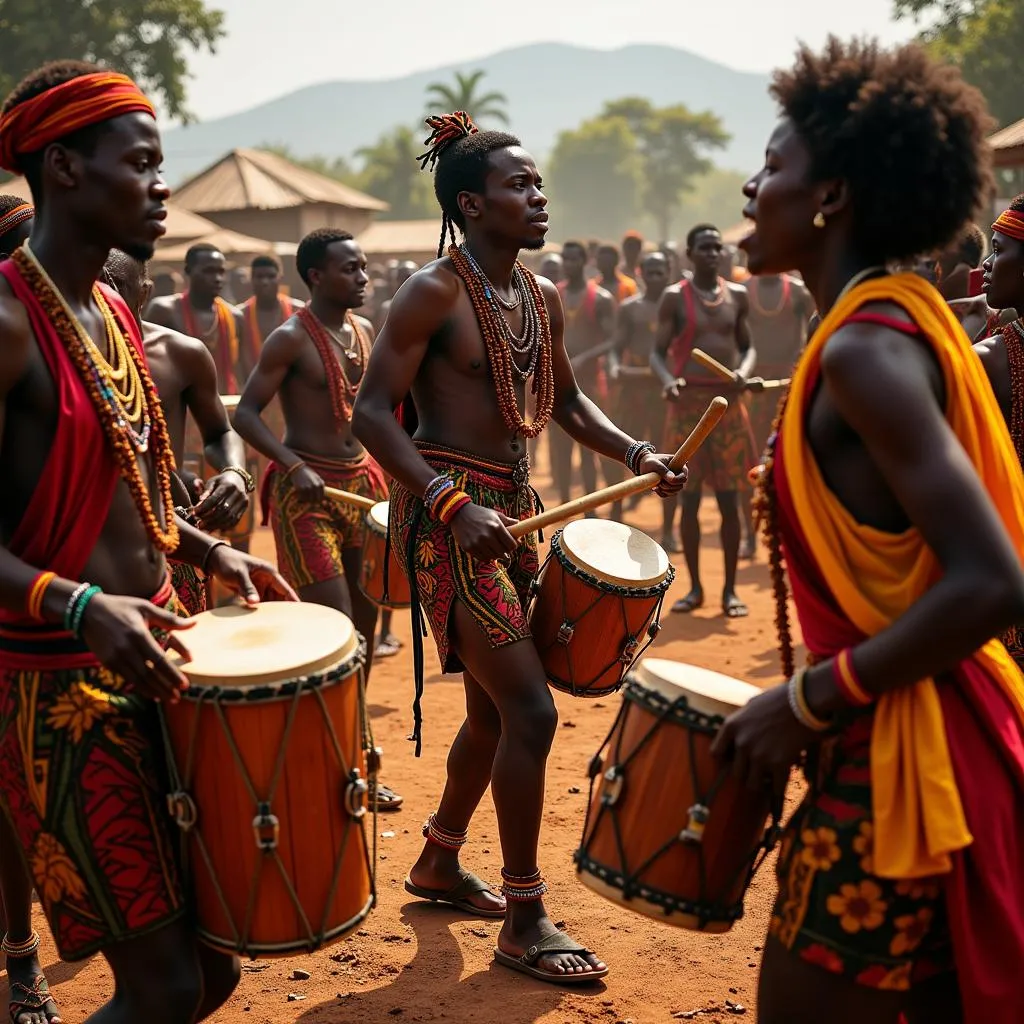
[
  {"xmin": 0, "ymin": 72, "xmax": 155, "ymax": 175},
  {"xmin": 992, "ymin": 208, "xmax": 1024, "ymax": 243}
]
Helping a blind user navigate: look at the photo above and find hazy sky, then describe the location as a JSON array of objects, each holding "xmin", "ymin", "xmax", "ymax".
[{"xmin": 183, "ymin": 0, "xmax": 919, "ymax": 121}]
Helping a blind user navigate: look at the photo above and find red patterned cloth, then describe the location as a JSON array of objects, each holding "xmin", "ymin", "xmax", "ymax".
[
  {"xmin": 0, "ymin": 579, "xmax": 185, "ymax": 960},
  {"xmin": 263, "ymin": 450, "xmax": 388, "ymax": 589}
]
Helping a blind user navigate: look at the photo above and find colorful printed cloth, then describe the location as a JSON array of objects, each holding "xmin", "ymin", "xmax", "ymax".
[
  {"xmin": 0, "ymin": 579, "xmax": 185, "ymax": 961},
  {"xmin": 169, "ymin": 559, "xmax": 206, "ymax": 617},
  {"xmin": 771, "ymin": 711, "xmax": 953, "ymax": 991},
  {"xmin": 263, "ymin": 449, "xmax": 388, "ymax": 590},
  {"xmin": 745, "ymin": 367, "xmax": 790, "ymax": 457},
  {"xmin": 664, "ymin": 390, "xmax": 756, "ymax": 493},
  {"xmin": 390, "ymin": 442, "xmax": 538, "ymax": 674}
]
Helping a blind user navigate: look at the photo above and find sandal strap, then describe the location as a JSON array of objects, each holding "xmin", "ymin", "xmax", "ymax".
[
  {"xmin": 521, "ymin": 931, "xmax": 591, "ymax": 965},
  {"xmin": 443, "ymin": 871, "xmax": 496, "ymax": 902},
  {"xmin": 10, "ymin": 975, "xmax": 55, "ymax": 1016}
]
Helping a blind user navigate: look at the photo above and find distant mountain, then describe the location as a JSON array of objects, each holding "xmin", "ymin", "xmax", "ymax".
[{"xmin": 161, "ymin": 43, "xmax": 775, "ymax": 187}]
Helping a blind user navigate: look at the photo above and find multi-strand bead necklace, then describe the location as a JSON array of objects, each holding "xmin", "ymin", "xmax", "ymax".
[
  {"xmin": 447, "ymin": 243, "xmax": 554, "ymax": 439},
  {"xmin": 16, "ymin": 243, "xmax": 179, "ymax": 553},
  {"xmin": 297, "ymin": 306, "xmax": 370, "ymax": 428}
]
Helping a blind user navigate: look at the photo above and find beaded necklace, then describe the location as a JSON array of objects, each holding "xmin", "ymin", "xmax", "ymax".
[
  {"xmin": 447, "ymin": 243, "xmax": 554, "ymax": 438},
  {"xmin": 1000, "ymin": 319, "xmax": 1024, "ymax": 656},
  {"xmin": 693, "ymin": 277, "xmax": 726, "ymax": 309},
  {"xmin": 751, "ymin": 276, "xmax": 790, "ymax": 318},
  {"xmin": 757, "ymin": 266, "xmax": 888, "ymax": 676},
  {"xmin": 297, "ymin": 306, "xmax": 370, "ymax": 428},
  {"xmin": 16, "ymin": 243, "xmax": 179, "ymax": 553}
]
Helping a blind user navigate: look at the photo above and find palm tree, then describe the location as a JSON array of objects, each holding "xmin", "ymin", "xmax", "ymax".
[
  {"xmin": 355, "ymin": 126, "xmax": 435, "ymax": 220},
  {"xmin": 424, "ymin": 70, "xmax": 509, "ymax": 126}
]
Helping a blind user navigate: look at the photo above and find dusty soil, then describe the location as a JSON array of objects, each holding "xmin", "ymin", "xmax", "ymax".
[{"xmin": 16, "ymin": 445, "xmax": 806, "ymax": 1023}]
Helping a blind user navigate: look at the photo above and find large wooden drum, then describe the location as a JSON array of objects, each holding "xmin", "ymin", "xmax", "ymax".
[
  {"xmin": 530, "ymin": 520, "xmax": 674, "ymax": 697},
  {"xmin": 162, "ymin": 602, "xmax": 377, "ymax": 957},
  {"xmin": 575, "ymin": 659, "xmax": 776, "ymax": 932},
  {"xmin": 358, "ymin": 501, "xmax": 411, "ymax": 609}
]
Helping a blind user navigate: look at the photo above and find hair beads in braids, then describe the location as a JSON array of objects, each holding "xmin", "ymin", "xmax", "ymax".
[
  {"xmin": 752, "ymin": 395, "xmax": 796, "ymax": 679},
  {"xmin": 419, "ymin": 111, "xmax": 479, "ymax": 258}
]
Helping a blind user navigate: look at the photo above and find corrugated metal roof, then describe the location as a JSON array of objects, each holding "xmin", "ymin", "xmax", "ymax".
[
  {"xmin": 172, "ymin": 149, "xmax": 389, "ymax": 215},
  {"xmin": 991, "ymin": 117, "xmax": 1024, "ymax": 151}
]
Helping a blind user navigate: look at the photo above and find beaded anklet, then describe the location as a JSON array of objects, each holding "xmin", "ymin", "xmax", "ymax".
[
  {"xmin": 500, "ymin": 868, "xmax": 548, "ymax": 902},
  {"xmin": 2, "ymin": 931, "xmax": 40, "ymax": 958},
  {"xmin": 422, "ymin": 813, "xmax": 468, "ymax": 850}
]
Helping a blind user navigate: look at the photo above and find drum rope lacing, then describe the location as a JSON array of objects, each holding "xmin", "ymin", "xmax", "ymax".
[
  {"xmin": 534, "ymin": 530, "xmax": 675, "ymax": 697},
  {"xmin": 159, "ymin": 638, "xmax": 379, "ymax": 956},
  {"xmin": 574, "ymin": 677, "xmax": 782, "ymax": 926}
]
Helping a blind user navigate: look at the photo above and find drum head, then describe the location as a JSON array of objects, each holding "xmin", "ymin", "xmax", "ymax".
[
  {"xmin": 560, "ymin": 519, "xmax": 669, "ymax": 586},
  {"xmin": 220, "ymin": 394, "xmax": 241, "ymax": 412},
  {"xmin": 367, "ymin": 501, "xmax": 390, "ymax": 533},
  {"xmin": 633, "ymin": 658, "xmax": 761, "ymax": 718},
  {"xmin": 168, "ymin": 602, "xmax": 359, "ymax": 687}
]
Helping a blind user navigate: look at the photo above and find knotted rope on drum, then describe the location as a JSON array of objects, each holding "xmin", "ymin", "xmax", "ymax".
[{"xmin": 574, "ymin": 678, "xmax": 782, "ymax": 927}]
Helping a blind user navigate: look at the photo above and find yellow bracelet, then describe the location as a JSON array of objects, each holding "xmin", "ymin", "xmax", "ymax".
[{"xmin": 26, "ymin": 571, "xmax": 56, "ymax": 622}]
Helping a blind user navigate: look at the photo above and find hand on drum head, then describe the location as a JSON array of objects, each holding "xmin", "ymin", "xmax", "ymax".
[
  {"xmin": 635, "ymin": 452, "xmax": 688, "ymax": 497},
  {"xmin": 711, "ymin": 685, "xmax": 816, "ymax": 800},
  {"xmin": 450, "ymin": 503, "xmax": 518, "ymax": 561},
  {"xmin": 206, "ymin": 546, "xmax": 299, "ymax": 604},
  {"xmin": 193, "ymin": 472, "xmax": 248, "ymax": 531},
  {"xmin": 79, "ymin": 594, "xmax": 196, "ymax": 702}
]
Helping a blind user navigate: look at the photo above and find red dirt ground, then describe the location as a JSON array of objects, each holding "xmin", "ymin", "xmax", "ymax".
[{"xmin": 15, "ymin": 445, "xmax": 805, "ymax": 1023}]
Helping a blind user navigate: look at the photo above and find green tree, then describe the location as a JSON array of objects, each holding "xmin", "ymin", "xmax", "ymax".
[
  {"xmin": 355, "ymin": 126, "xmax": 436, "ymax": 221},
  {"xmin": 0, "ymin": 0, "xmax": 225, "ymax": 121},
  {"xmin": 547, "ymin": 116, "xmax": 642, "ymax": 241},
  {"xmin": 894, "ymin": 0, "xmax": 1024, "ymax": 126},
  {"xmin": 675, "ymin": 168, "xmax": 749, "ymax": 240},
  {"xmin": 424, "ymin": 69, "xmax": 509, "ymax": 125},
  {"xmin": 601, "ymin": 97, "xmax": 729, "ymax": 241}
]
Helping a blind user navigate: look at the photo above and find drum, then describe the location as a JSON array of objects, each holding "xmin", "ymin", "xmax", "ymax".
[
  {"xmin": 530, "ymin": 520, "xmax": 674, "ymax": 697},
  {"xmin": 575, "ymin": 659, "xmax": 776, "ymax": 932},
  {"xmin": 161, "ymin": 602, "xmax": 377, "ymax": 957},
  {"xmin": 358, "ymin": 501, "xmax": 411, "ymax": 609}
]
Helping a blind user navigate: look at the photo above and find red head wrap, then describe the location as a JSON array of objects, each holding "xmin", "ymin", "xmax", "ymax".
[
  {"xmin": 0, "ymin": 202, "xmax": 33, "ymax": 239},
  {"xmin": 992, "ymin": 208, "xmax": 1024, "ymax": 243},
  {"xmin": 0, "ymin": 72, "xmax": 155, "ymax": 175}
]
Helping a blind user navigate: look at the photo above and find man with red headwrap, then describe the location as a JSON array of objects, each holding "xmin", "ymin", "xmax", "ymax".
[{"xmin": 0, "ymin": 60, "xmax": 294, "ymax": 1023}]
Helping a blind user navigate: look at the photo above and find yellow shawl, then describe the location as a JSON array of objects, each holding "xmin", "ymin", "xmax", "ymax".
[{"xmin": 781, "ymin": 272, "xmax": 1024, "ymax": 878}]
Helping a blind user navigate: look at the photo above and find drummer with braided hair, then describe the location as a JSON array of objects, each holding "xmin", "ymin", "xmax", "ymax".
[
  {"xmin": 714, "ymin": 37, "xmax": 1024, "ymax": 1023},
  {"xmin": 353, "ymin": 111, "xmax": 686, "ymax": 985},
  {"xmin": 0, "ymin": 195, "xmax": 33, "ymax": 257}
]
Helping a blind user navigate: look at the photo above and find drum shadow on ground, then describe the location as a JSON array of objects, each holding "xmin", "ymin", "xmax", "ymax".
[
  {"xmin": 293, "ymin": 903, "xmax": 589, "ymax": 1023},
  {"xmin": 366, "ymin": 703, "xmax": 398, "ymax": 721},
  {"xmin": 659, "ymin": 610, "xmax": 747, "ymax": 644},
  {"xmin": 736, "ymin": 558, "xmax": 773, "ymax": 592}
]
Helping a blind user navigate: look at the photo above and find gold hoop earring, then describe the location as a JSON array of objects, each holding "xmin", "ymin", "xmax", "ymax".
[{"xmin": 813, "ymin": 212, "xmax": 826, "ymax": 229}]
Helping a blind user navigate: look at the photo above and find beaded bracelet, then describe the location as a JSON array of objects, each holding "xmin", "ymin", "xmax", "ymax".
[
  {"xmin": 70, "ymin": 585, "xmax": 103, "ymax": 638},
  {"xmin": 787, "ymin": 667, "xmax": 831, "ymax": 732},
  {"xmin": 426, "ymin": 479, "xmax": 456, "ymax": 519},
  {"xmin": 26, "ymin": 571, "xmax": 56, "ymax": 622},
  {"xmin": 437, "ymin": 490, "xmax": 472, "ymax": 525},
  {"xmin": 63, "ymin": 582, "xmax": 91, "ymax": 632},
  {"xmin": 423, "ymin": 474, "xmax": 453, "ymax": 507},
  {"xmin": 625, "ymin": 440, "xmax": 657, "ymax": 475},
  {"xmin": 833, "ymin": 648, "xmax": 873, "ymax": 707}
]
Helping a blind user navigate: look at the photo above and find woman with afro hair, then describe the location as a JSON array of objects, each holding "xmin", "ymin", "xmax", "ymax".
[{"xmin": 713, "ymin": 37, "xmax": 1024, "ymax": 1023}]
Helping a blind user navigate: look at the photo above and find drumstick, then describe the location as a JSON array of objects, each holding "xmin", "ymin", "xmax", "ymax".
[
  {"xmin": 323, "ymin": 486, "xmax": 377, "ymax": 511},
  {"xmin": 509, "ymin": 397, "xmax": 728, "ymax": 539},
  {"xmin": 691, "ymin": 348, "xmax": 739, "ymax": 382},
  {"xmin": 692, "ymin": 349, "xmax": 791, "ymax": 391}
]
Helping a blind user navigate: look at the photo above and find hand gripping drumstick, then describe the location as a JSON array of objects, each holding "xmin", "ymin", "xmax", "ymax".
[
  {"xmin": 691, "ymin": 349, "xmax": 790, "ymax": 391},
  {"xmin": 323, "ymin": 487, "xmax": 378, "ymax": 512},
  {"xmin": 508, "ymin": 396, "xmax": 729, "ymax": 539}
]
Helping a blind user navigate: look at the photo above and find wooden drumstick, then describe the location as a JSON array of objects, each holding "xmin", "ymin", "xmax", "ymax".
[
  {"xmin": 692, "ymin": 349, "xmax": 791, "ymax": 392},
  {"xmin": 323, "ymin": 486, "xmax": 377, "ymax": 512},
  {"xmin": 691, "ymin": 348, "xmax": 740, "ymax": 382},
  {"xmin": 509, "ymin": 397, "xmax": 729, "ymax": 539}
]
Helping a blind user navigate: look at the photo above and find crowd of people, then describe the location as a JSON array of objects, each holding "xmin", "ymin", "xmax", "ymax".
[{"xmin": 0, "ymin": 29, "xmax": 1021, "ymax": 1024}]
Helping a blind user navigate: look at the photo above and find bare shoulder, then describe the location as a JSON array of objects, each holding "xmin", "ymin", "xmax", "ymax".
[
  {"xmin": 145, "ymin": 294, "xmax": 179, "ymax": 324},
  {"xmin": 726, "ymin": 280, "xmax": 749, "ymax": 306},
  {"xmin": 264, "ymin": 315, "xmax": 310, "ymax": 354},
  {"xmin": 534, "ymin": 273, "xmax": 565, "ymax": 331},
  {"xmin": 595, "ymin": 284, "xmax": 615, "ymax": 305},
  {"xmin": 0, "ymin": 276, "xmax": 33, "ymax": 389},
  {"xmin": 352, "ymin": 312, "xmax": 375, "ymax": 336},
  {"xmin": 973, "ymin": 331, "xmax": 1007, "ymax": 383}
]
